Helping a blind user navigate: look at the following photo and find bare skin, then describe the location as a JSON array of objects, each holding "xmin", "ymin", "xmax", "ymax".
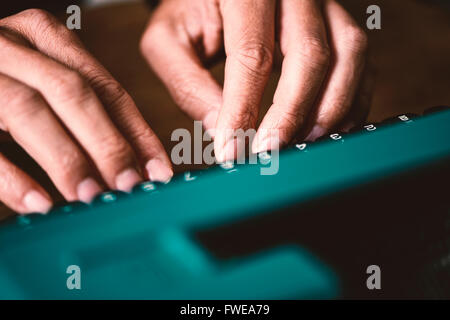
[
  {"xmin": 0, "ymin": 9, "xmax": 173, "ymax": 214},
  {"xmin": 0, "ymin": 1, "xmax": 374, "ymax": 214},
  {"xmin": 141, "ymin": 0, "xmax": 374, "ymax": 162}
]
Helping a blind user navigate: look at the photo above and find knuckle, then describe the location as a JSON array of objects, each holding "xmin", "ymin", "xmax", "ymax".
[
  {"xmin": 3, "ymin": 87, "xmax": 45, "ymax": 122},
  {"xmin": 171, "ymin": 76, "xmax": 201, "ymax": 109},
  {"xmin": 80, "ymin": 62, "xmax": 128, "ymax": 99},
  {"xmin": 20, "ymin": 9, "xmax": 61, "ymax": 35},
  {"xmin": 91, "ymin": 77, "xmax": 128, "ymax": 106},
  {"xmin": 12, "ymin": 9, "xmax": 78, "ymax": 45},
  {"xmin": 19, "ymin": 8, "xmax": 54, "ymax": 24},
  {"xmin": 8, "ymin": 86, "xmax": 42, "ymax": 108},
  {"xmin": 49, "ymin": 71, "xmax": 90, "ymax": 102},
  {"xmin": 97, "ymin": 135, "xmax": 134, "ymax": 164},
  {"xmin": 131, "ymin": 127, "xmax": 156, "ymax": 145},
  {"xmin": 57, "ymin": 149, "xmax": 88, "ymax": 180},
  {"xmin": 233, "ymin": 42, "xmax": 274, "ymax": 77},
  {"xmin": 300, "ymin": 37, "xmax": 331, "ymax": 70},
  {"xmin": 140, "ymin": 22, "xmax": 169, "ymax": 55},
  {"xmin": 140, "ymin": 26, "xmax": 156, "ymax": 51},
  {"xmin": 341, "ymin": 25, "xmax": 368, "ymax": 54}
]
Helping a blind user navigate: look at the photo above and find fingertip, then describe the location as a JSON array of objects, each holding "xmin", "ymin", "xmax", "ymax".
[
  {"xmin": 77, "ymin": 177, "xmax": 103, "ymax": 203},
  {"xmin": 251, "ymin": 130, "xmax": 269, "ymax": 154},
  {"xmin": 146, "ymin": 159, "xmax": 173, "ymax": 183},
  {"xmin": 304, "ymin": 124, "xmax": 327, "ymax": 142},
  {"xmin": 214, "ymin": 136, "xmax": 240, "ymax": 163},
  {"xmin": 115, "ymin": 168, "xmax": 143, "ymax": 193},
  {"xmin": 213, "ymin": 128, "xmax": 228, "ymax": 163},
  {"xmin": 252, "ymin": 130, "xmax": 282, "ymax": 154},
  {"xmin": 22, "ymin": 190, "xmax": 52, "ymax": 214}
]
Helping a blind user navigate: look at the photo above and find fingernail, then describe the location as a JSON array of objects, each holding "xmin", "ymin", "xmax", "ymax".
[
  {"xmin": 146, "ymin": 159, "xmax": 173, "ymax": 183},
  {"xmin": 252, "ymin": 132, "xmax": 281, "ymax": 154},
  {"xmin": 115, "ymin": 168, "xmax": 142, "ymax": 192},
  {"xmin": 252, "ymin": 129, "xmax": 280, "ymax": 153},
  {"xmin": 215, "ymin": 138, "xmax": 237, "ymax": 163},
  {"xmin": 23, "ymin": 190, "xmax": 52, "ymax": 214},
  {"xmin": 305, "ymin": 124, "xmax": 327, "ymax": 142},
  {"xmin": 253, "ymin": 138, "xmax": 273, "ymax": 154},
  {"xmin": 77, "ymin": 177, "xmax": 103, "ymax": 203},
  {"xmin": 251, "ymin": 132, "xmax": 265, "ymax": 154}
]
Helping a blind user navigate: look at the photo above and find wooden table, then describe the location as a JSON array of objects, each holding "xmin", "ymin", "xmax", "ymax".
[{"xmin": 1, "ymin": 0, "xmax": 449, "ymax": 219}]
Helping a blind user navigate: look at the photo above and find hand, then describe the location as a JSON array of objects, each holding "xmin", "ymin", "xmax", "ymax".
[
  {"xmin": 141, "ymin": 0, "xmax": 374, "ymax": 161},
  {"xmin": 0, "ymin": 9, "xmax": 173, "ymax": 214}
]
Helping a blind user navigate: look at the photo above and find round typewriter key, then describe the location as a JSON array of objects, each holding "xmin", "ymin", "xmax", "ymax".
[
  {"xmin": 363, "ymin": 124, "xmax": 378, "ymax": 132},
  {"xmin": 134, "ymin": 181, "xmax": 157, "ymax": 193},
  {"xmin": 330, "ymin": 133, "xmax": 345, "ymax": 142},
  {"xmin": 16, "ymin": 215, "xmax": 31, "ymax": 227},
  {"xmin": 398, "ymin": 114, "xmax": 416, "ymax": 122},
  {"xmin": 258, "ymin": 151, "xmax": 272, "ymax": 165},
  {"xmin": 62, "ymin": 204, "xmax": 75, "ymax": 213},
  {"xmin": 316, "ymin": 132, "xmax": 346, "ymax": 143},
  {"xmin": 93, "ymin": 191, "xmax": 127, "ymax": 205},
  {"xmin": 382, "ymin": 113, "xmax": 418, "ymax": 125},
  {"xmin": 295, "ymin": 143, "xmax": 308, "ymax": 152},
  {"xmin": 184, "ymin": 171, "xmax": 198, "ymax": 181},
  {"xmin": 220, "ymin": 161, "xmax": 235, "ymax": 170},
  {"xmin": 226, "ymin": 168, "xmax": 239, "ymax": 174},
  {"xmin": 132, "ymin": 181, "xmax": 165, "ymax": 194},
  {"xmin": 219, "ymin": 161, "xmax": 240, "ymax": 174},
  {"xmin": 100, "ymin": 192, "xmax": 117, "ymax": 203},
  {"xmin": 53, "ymin": 201, "xmax": 88, "ymax": 214},
  {"xmin": 349, "ymin": 123, "xmax": 379, "ymax": 134}
]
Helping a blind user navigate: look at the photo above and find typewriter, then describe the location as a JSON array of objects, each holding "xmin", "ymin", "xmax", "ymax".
[{"xmin": 0, "ymin": 106, "xmax": 449, "ymax": 299}]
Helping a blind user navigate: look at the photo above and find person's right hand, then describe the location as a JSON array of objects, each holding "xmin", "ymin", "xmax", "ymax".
[
  {"xmin": 0, "ymin": 9, "xmax": 173, "ymax": 214},
  {"xmin": 141, "ymin": 0, "xmax": 373, "ymax": 162}
]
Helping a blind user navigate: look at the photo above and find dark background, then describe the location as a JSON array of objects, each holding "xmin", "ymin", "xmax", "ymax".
[{"xmin": 0, "ymin": 0, "xmax": 450, "ymax": 219}]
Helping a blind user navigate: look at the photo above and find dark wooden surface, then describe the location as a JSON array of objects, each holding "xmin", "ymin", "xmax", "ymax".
[{"xmin": 1, "ymin": 0, "xmax": 450, "ymax": 219}]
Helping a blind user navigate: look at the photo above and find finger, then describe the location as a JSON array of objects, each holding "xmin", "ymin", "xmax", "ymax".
[
  {"xmin": 338, "ymin": 62, "xmax": 376, "ymax": 132},
  {"xmin": 0, "ymin": 153, "xmax": 52, "ymax": 214},
  {"xmin": 304, "ymin": 0, "xmax": 369, "ymax": 141},
  {"xmin": 252, "ymin": 0, "xmax": 331, "ymax": 152},
  {"xmin": 1, "ymin": 9, "xmax": 173, "ymax": 182},
  {"xmin": 0, "ymin": 35, "xmax": 143, "ymax": 192},
  {"xmin": 215, "ymin": 0, "xmax": 276, "ymax": 162},
  {"xmin": 140, "ymin": 5, "xmax": 223, "ymax": 133},
  {"xmin": 0, "ymin": 74, "xmax": 103, "ymax": 203}
]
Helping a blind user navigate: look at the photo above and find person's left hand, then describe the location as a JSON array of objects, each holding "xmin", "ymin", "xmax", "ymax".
[{"xmin": 141, "ymin": 0, "xmax": 374, "ymax": 162}]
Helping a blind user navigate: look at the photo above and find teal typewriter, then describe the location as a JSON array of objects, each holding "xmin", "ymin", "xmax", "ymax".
[{"xmin": 0, "ymin": 107, "xmax": 449, "ymax": 299}]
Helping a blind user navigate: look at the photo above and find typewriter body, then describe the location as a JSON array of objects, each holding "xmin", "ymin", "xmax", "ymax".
[{"xmin": 0, "ymin": 107, "xmax": 449, "ymax": 299}]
